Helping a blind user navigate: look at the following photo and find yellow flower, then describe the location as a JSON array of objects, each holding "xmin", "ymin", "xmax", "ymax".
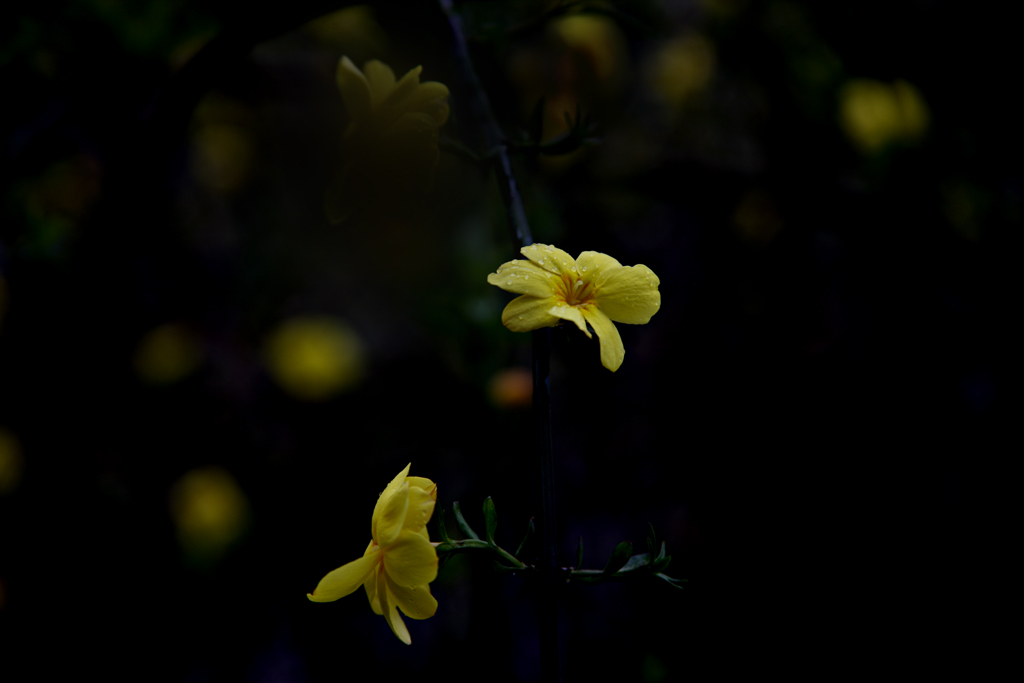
[
  {"xmin": 336, "ymin": 56, "xmax": 450, "ymax": 142},
  {"xmin": 327, "ymin": 57, "xmax": 451, "ymax": 222},
  {"xmin": 838, "ymin": 78, "xmax": 929, "ymax": 153},
  {"xmin": 487, "ymin": 244, "xmax": 661, "ymax": 372},
  {"xmin": 307, "ymin": 464, "xmax": 439, "ymax": 644}
]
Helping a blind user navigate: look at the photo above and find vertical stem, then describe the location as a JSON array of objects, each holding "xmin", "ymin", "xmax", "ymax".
[
  {"xmin": 439, "ymin": 0, "xmax": 533, "ymax": 249},
  {"xmin": 438, "ymin": 2, "xmax": 559, "ymax": 681},
  {"xmin": 533, "ymin": 327, "xmax": 561, "ymax": 683}
]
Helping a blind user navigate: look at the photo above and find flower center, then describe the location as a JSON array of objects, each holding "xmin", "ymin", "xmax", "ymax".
[{"xmin": 559, "ymin": 276, "xmax": 595, "ymax": 308}]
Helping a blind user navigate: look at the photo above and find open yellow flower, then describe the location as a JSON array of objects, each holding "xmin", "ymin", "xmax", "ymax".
[
  {"xmin": 487, "ymin": 244, "xmax": 661, "ymax": 372},
  {"xmin": 307, "ymin": 464, "xmax": 438, "ymax": 644}
]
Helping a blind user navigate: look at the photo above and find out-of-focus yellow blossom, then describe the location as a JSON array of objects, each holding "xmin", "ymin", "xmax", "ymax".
[
  {"xmin": 133, "ymin": 323, "xmax": 203, "ymax": 385},
  {"xmin": 0, "ymin": 428, "xmax": 24, "ymax": 496},
  {"xmin": 264, "ymin": 316, "xmax": 365, "ymax": 400},
  {"xmin": 839, "ymin": 79, "xmax": 929, "ymax": 153},
  {"xmin": 487, "ymin": 244, "xmax": 661, "ymax": 372},
  {"xmin": 308, "ymin": 464, "xmax": 438, "ymax": 645},
  {"xmin": 190, "ymin": 123, "xmax": 253, "ymax": 194},
  {"xmin": 327, "ymin": 57, "xmax": 450, "ymax": 222},
  {"xmin": 336, "ymin": 56, "xmax": 449, "ymax": 140},
  {"xmin": 647, "ymin": 34, "xmax": 716, "ymax": 114},
  {"xmin": 305, "ymin": 6, "xmax": 388, "ymax": 54},
  {"xmin": 549, "ymin": 13, "xmax": 628, "ymax": 87},
  {"xmin": 170, "ymin": 466, "xmax": 250, "ymax": 564}
]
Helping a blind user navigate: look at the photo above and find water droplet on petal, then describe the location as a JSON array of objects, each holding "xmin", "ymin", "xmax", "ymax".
[
  {"xmin": 581, "ymin": 266, "xmax": 587, "ymax": 272},
  {"xmin": 507, "ymin": 280, "xmax": 513, "ymax": 285},
  {"xmin": 525, "ymin": 275, "xmax": 530, "ymax": 280},
  {"xmin": 518, "ymin": 315, "xmax": 523, "ymax": 320}
]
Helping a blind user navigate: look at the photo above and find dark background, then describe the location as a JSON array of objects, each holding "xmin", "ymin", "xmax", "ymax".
[{"xmin": 1, "ymin": 1, "xmax": 1014, "ymax": 680}]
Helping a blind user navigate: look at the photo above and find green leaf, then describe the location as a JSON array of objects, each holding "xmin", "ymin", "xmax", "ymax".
[
  {"xmin": 603, "ymin": 541, "xmax": 633, "ymax": 574},
  {"xmin": 643, "ymin": 524, "xmax": 659, "ymax": 561},
  {"xmin": 652, "ymin": 555, "xmax": 672, "ymax": 573},
  {"xmin": 575, "ymin": 536, "xmax": 584, "ymax": 570},
  {"xmin": 515, "ymin": 518, "xmax": 535, "ymax": 559},
  {"xmin": 482, "ymin": 497, "xmax": 498, "ymax": 546},
  {"xmin": 618, "ymin": 552, "xmax": 651, "ymax": 573},
  {"xmin": 655, "ymin": 573, "xmax": 687, "ymax": 591},
  {"xmin": 452, "ymin": 501, "xmax": 480, "ymax": 540}
]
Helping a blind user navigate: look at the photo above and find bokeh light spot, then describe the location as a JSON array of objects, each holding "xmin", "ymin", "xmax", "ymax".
[
  {"xmin": 170, "ymin": 466, "xmax": 250, "ymax": 564},
  {"xmin": 647, "ymin": 34, "xmax": 717, "ymax": 115},
  {"xmin": 190, "ymin": 123, "xmax": 253, "ymax": 194},
  {"xmin": 264, "ymin": 316, "xmax": 366, "ymax": 400},
  {"xmin": 487, "ymin": 367, "xmax": 533, "ymax": 409},
  {"xmin": 133, "ymin": 323, "xmax": 203, "ymax": 385},
  {"xmin": 0, "ymin": 428, "xmax": 24, "ymax": 496},
  {"xmin": 839, "ymin": 78, "xmax": 929, "ymax": 153}
]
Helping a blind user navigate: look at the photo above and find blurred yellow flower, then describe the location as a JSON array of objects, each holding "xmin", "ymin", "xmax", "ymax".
[
  {"xmin": 487, "ymin": 244, "xmax": 661, "ymax": 372},
  {"xmin": 264, "ymin": 316, "xmax": 365, "ymax": 400},
  {"xmin": 839, "ymin": 79, "xmax": 929, "ymax": 153},
  {"xmin": 170, "ymin": 466, "xmax": 250, "ymax": 564},
  {"xmin": 308, "ymin": 464, "xmax": 438, "ymax": 645},
  {"xmin": 327, "ymin": 57, "xmax": 450, "ymax": 222},
  {"xmin": 647, "ymin": 34, "xmax": 716, "ymax": 114},
  {"xmin": 133, "ymin": 323, "xmax": 203, "ymax": 385}
]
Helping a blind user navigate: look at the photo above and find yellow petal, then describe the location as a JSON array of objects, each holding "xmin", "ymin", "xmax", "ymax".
[
  {"xmin": 575, "ymin": 251, "xmax": 622, "ymax": 281},
  {"xmin": 487, "ymin": 259, "xmax": 559, "ymax": 297},
  {"xmin": 363, "ymin": 60, "xmax": 396, "ymax": 109},
  {"xmin": 383, "ymin": 529, "xmax": 438, "ymax": 588},
  {"xmin": 336, "ymin": 56, "xmax": 371, "ymax": 123},
  {"xmin": 385, "ymin": 570, "xmax": 438, "ymax": 620},
  {"xmin": 382, "ymin": 65, "xmax": 423, "ymax": 110},
  {"xmin": 385, "ymin": 111, "xmax": 437, "ymax": 138},
  {"xmin": 363, "ymin": 555, "xmax": 383, "ymax": 615},
  {"xmin": 406, "ymin": 81, "xmax": 451, "ymax": 126},
  {"xmin": 595, "ymin": 264, "xmax": 661, "ymax": 324},
  {"xmin": 371, "ymin": 464, "xmax": 411, "ymax": 536},
  {"xmin": 501, "ymin": 295, "xmax": 560, "ymax": 332},
  {"xmin": 405, "ymin": 476, "xmax": 435, "ymax": 492},
  {"xmin": 380, "ymin": 577, "xmax": 412, "ymax": 644},
  {"xmin": 521, "ymin": 243, "xmax": 578, "ymax": 277},
  {"xmin": 550, "ymin": 304, "xmax": 591, "ymax": 337},
  {"xmin": 402, "ymin": 482, "xmax": 437, "ymax": 534},
  {"xmin": 581, "ymin": 306, "xmax": 625, "ymax": 372},
  {"xmin": 375, "ymin": 482, "xmax": 410, "ymax": 547},
  {"xmin": 307, "ymin": 548, "xmax": 381, "ymax": 602},
  {"xmin": 432, "ymin": 100, "xmax": 450, "ymax": 127}
]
